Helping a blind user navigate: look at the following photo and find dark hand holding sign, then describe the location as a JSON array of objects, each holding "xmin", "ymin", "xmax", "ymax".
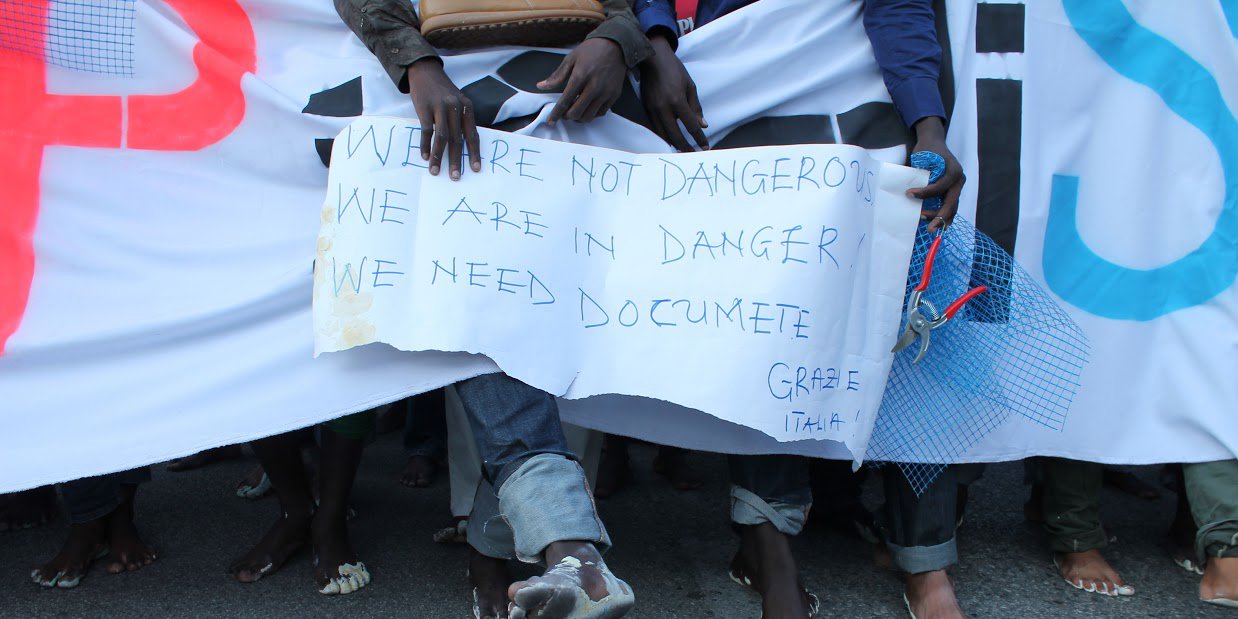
[
  {"xmin": 909, "ymin": 116, "xmax": 964, "ymax": 231},
  {"xmin": 638, "ymin": 33, "xmax": 708, "ymax": 152}
]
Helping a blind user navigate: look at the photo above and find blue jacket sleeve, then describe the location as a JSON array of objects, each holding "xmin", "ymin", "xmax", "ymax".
[
  {"xmin": 863, "ymin": 0, "xmax": 947, "ymax": 128},
  {"xmin": 633, "ymin": 0, "xmax": 680, "ymax": 48}
]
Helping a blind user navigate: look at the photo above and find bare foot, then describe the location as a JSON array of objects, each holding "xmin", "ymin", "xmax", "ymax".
[
  {"xmin": 1054, "ymin": 550, "xmax": 1134, "ymax": 596},
  {"xmin": 1201, "ymin": 557, "xmax": 1238, "ymax": 607},
  {"xmin": 312, "ymin": 515, "xmax": 368, "ymax": 594},
  {"xmin": 1, "ymin": 486, "xmax": 58, "ymax": 531},
  {"xmin": 470, "ymin": 548, "xmax": 511, "ymax": 619},
  {"xmin": 31, "ymin": 518, "xmax": 108, "ymax": 588},
  {"xmin": 508, "ymin": 541, "xmax": 633, "ymax": 619},
  {"xmin": 399, "ymin": 455, "xmax": 438, "ymax": 488},
  {"xmin": 904, "ymin": 570, "xmax": 964, "ymax": 619},
  {"xmin": 433, "ymin": 517, "xmax": 468, "ymax": 544},
  {"xmin": 593, "ymin": 444, "xmax": 630, "ymax": 499},
  {"xmin": 653, "ymin": 446, "xmax": 703, "ymax": 491},
  {"xmin": 229, "ymin": 509, "xmax": 310, "ymax": 583},
  {"xmin": 166, "ymin": 445, "xmax": 243, "ymax": 472},
  {"xmin": 730, "ymin": 524, "xmax": 818, "ymax": 618},
  {"xmin": 104, "ymin": 490, "xmax": 156, "ymax": 574},
  {"xmin": 235, "ymin": 464, "xmax": 273, "ymax": 500}
]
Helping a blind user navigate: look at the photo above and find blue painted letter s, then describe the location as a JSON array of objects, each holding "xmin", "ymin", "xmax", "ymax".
[{"xmin": 1046, "ymin": 0, "xmax": 1238, "ymax": 320}]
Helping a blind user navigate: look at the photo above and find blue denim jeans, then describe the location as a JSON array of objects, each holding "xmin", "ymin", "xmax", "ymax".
[
  {"xmin": 729, "ymin": 454, "xmax": 812, "ymax": 536},
  {"xmin": 60, "ymin": 467, "xmax": 150, "ymax": 524},
  {"xmin": 455, "ymin": 372, "xmax": 610, "ymax": 563},
  {"xmin": 882, "ymin": 465, "xmax": 960, "ymax": 574}
]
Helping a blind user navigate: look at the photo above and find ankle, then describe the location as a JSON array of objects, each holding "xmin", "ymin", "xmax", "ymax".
[{"xmin": 543, "ymin": 541, "xmax": 601, "ymax": 567}]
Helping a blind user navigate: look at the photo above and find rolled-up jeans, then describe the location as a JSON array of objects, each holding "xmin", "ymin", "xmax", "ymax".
[
  {"xmin": 60, "ymin": 467, "xmax": 151, "ymax": 524},
  {"xmin": 455, "ymin": 372, "xmax": 610, "ymax": 563},
  {"xmin": 882, "ymin": 464, "xmax": 958, "ymax": 574},
  {"xmin": 728, "ymin": 454, "xmax": 813, "ymax": 536}
]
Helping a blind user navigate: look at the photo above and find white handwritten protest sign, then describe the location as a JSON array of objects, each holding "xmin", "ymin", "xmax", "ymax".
[{"xmin": 313, "ymin": 117, "xmax": 925, "ymax": 458}]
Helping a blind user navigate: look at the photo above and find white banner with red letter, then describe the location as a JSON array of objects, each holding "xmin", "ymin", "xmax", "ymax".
[{"xmin": 0, "ymin": 0, "xmax": 1234, "ymax": 493}]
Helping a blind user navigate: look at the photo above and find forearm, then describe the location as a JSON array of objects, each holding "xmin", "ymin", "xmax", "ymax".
[
  {"xmin": 863, "ymin": 0, "xmax": 946, "ymax": 128},
  {"xmin": 587, "ymin": 0, "xmax": 656, "ymax": 67},
  {"xmin": 333, "ymin": 0, "xmax": 439, "ymax": 92}
]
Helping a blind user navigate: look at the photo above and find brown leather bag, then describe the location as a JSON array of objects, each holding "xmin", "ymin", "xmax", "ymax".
[{"xmin": 419, "ymin": 0, "xmax": 606, "ymax": 50}]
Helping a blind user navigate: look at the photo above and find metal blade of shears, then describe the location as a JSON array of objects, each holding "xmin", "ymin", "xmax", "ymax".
[
  {"xmin": 911, "ymin": 328, "xmax": 932, "ymax": 364},
  {"xmin": 891, "ymin": 328, "xmax": 918, "ymax": 354}
]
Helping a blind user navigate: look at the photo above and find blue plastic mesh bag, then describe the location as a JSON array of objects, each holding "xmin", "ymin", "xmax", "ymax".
[
  {"xmin": 0, "ymin": 0, "xmax": 135, "ymax": 75},
  {"xmin": 866, "ymin": 215, "xmax": 1090, "ymax": 494}
]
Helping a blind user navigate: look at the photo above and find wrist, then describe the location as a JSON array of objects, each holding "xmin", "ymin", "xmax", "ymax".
[
  {"xmin": 913, "ymin": 116, "xmax": 946, "ymax": 143},
  {"xmin": 406, "ymin": 57, "xmax": 444, "ymax": 79},
  {"xmin": 641, "ymin": 34, "xmax": 675, "ymax": 71},
  {"xmin": 650, "ymin": 32, "xmax": 675, "ymax": 53}
]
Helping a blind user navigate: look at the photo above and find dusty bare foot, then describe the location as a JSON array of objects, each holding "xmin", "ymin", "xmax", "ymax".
[
  {"xmin": 236, "ymin": 464, "xmax": 273, "ymax": 500},
  {"xmin": 1054, "ymin": 549, "xmax": 1134, "ymax": 596},
  {"xmin": 730, "ymin": 524, "xmax": 818, "ymax": 618},
  {"xmin": 31, "ymin": 518, "xmax": 108, "ymax": 588},
  {"xmin": 470, "ymin": 548, "xmax": 511, "ymax": 619},
  {"xmin": 166, "ymin": 445, "xmax": 243, "ymax": 472},
  {"xmin": 229, "ymin": 508, "xmax": 310, "ymax": 583},
  {"xmin": 433, "ymin": 517, "xmax": 469, "ymax": 544},
  {"xmin": 904, "ymin": 570, "xmax": 964, "ymax": 619},
  {"xmin": 399, "ymin": 455, "xmax": 438, "ymax": 488},
  {"xmin": 508, "ymin": 541, "xmax": 633, "ymax": 619},
  {"xmin": 1201, "ymin": 557, "xmax": 1238, "ymax": 607},
  {"xmin": 653, "ymin": 446, "xmax": 703, "ymax": 491},
  {"xmin": 593, "ymin": 444, "xmax": 630, "ymax": 499},
  {"xmin": 1, "ymin": 486, "xmax": 58, "ymax": 531},
  {"xmin": 104, "ymin": 490, "xmax": 156, "ymax": 574},
  {"xmin": 312, "ymin": 514, "xmax": 368, "ymax": 595}
]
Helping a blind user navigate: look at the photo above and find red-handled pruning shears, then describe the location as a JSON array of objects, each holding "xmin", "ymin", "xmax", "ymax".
[{"xmin": 891, "ymin": 234, "xmax": 988, "ymax": 364}]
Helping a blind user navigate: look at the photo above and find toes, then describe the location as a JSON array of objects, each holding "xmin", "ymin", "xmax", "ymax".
[
  {"xmin": 31, "ymin": 568, "xmax": 54, "ymax": 587},
  {"xmin": 512, "ymin": 581, "xmax": 555, "ymax": 611},
  {"xmin": 55, "ymin": 573, "xmax": 82, "ymax": 588},
  {"xmin": 319, "ymin": 577, "xmax": 340, "ymax": 595},
  {"xmin": 319, "ymin": 563, "xmax": 370, "ymax": 595},
  {"xmin": 233, "ymin": 562, "xmax": 272, "ymax": 583}
]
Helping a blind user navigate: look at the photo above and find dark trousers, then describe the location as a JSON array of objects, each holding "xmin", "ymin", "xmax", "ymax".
[
  {"xmin": 881, "ymin": 464, "xmax": 960, "ymax": 573},
  {"xmin": 1033, "ymin": 457, "xmax": 1107, "ymax": 553},
  {"xmin": 60, "ymin": 467, "xmax": 150, "ymax": 524},
  {"xmin": 402, "ymin": 388, "xmax": 447, "ymax": 461},
  {"xmin": 1185, "ymin": 459, "xmax": 1238, "ymax": 562},
  {"xmin": 729, "ymin": 454, "xmax": 813, "ymax": 535}
]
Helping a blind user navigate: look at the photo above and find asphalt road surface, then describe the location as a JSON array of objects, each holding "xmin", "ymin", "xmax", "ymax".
[{"xmin": 0, "ymin": 435, "xmax": 1228, "ymax": 618}]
